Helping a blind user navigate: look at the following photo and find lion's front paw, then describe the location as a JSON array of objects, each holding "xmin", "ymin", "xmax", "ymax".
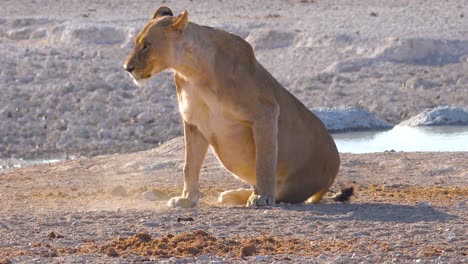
[
  {"xmin": 167, "ymin": 197, "xmax": 197, "ymax": 208},
  {"xmin": 246, "ymin": 194, "xmax": 275, "ymax": 207}
]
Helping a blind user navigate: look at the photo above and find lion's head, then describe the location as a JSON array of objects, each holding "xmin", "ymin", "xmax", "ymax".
[{"xmin": 123, "ymin": 6, "xmax": 188, "ymax": 85}]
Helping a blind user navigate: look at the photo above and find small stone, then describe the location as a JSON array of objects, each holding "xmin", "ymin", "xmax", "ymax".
[
  {"xmin": 143, "ymin": 221, "xmax": 161, "ymax": 227},
  {"xmin": 176, "ymin": 217, "xmax": 194, "ymax": 222},
  {"xmin": 110, "ymin": 185, "xmax": 127, "ymax": 197},
  {"xmin": 98, "ymin": 129, "xmax": 111, "ymax": 139},
  {"xmin": 137, "ymin": 112, "xmax": 155, "ymax": 124},
  {"xmin": 457, "ymin": 199, "xmax": 466, "ymax": 208},
  {"xmin": 447, "ymin": 232, "xmax": 456, "ymax": 242},
  {"xmin": 417, "ymin": 201, "xmax": 432, "ymax": 208},
  {"xmin": 48, "ymin": 231, "xmax": 64, "ymax": 239},
  {"xmin": 142, "ymin": 191, "xmax": 157, "ymax": 201},
  {"xmin": 18, "ymin": 76, "xmax": 34, "ymax": 84},
  {"xmin": 196, "ymin": 255, "xmax": 210, "ymax": 262},
  {"xmin": 106, "ymin": 247, "xmax": 119, "ymax": 257},
  {"xmin": 39, "ymin": 249, "xmax": 57, "ymax": 257},
  {"xmin": 136, "ymin": 232, "xmax": 152, "ymax": 242}
]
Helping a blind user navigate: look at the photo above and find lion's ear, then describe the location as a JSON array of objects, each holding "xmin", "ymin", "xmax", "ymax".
[
  {"xmin": 171, "ymin": 9, "xmax": 189, "ymax": 33},
  {"xmin": 152, "ymin": 6, "xmax": 173, "ymax": 19}
]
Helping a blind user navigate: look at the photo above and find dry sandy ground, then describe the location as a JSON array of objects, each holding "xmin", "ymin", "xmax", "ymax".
[
  {"xmin": 0, "ymin": 137, "xmax": 467, "ymax": 263},
  {"xmin": 1, "ymin": 0, "xmax": 467, "ymax": 263}
]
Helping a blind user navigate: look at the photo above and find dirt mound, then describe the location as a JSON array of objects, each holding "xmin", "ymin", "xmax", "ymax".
[{"xmin": 3, "ymin": 229, "xmax": 461, "ymax": 262}]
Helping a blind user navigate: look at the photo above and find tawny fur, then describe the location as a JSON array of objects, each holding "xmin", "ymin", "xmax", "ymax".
[{"xmin": 123, "ymin": 6, "xmax": 341, "ymax": 207}]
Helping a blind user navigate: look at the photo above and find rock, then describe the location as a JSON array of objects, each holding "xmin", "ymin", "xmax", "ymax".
[
  {"xmin": 404, "ymin": 77, "xmax": 437, "ymax": 90},
  {"xmin": 417, "ymin": 201, "xmax": 432, "ymax": 208},
  {"xmin": 447, "ymin": 232, "xmax": 456, "ymax": 242},
  {"xmin": 312, "ymin": 106, "xmax": 392, "ymax": 132},
  {"xmin": 137, "ymin": 112, "xmax": 155, "ymax": 124},
  {"xmin": 39, "ymin": 249, "xmax": 57, "ymax": 257},
  {"xmin": 399, "ymin": 106, "xmax": 468, "ymax": 126},
  {"xmin": 372, "ymin": 38, "xmax": 468, "ymax": 65},
  {"xmin": 457, "ymin": 199, "xmax": 467, "ymax": 209},
  {"xmin": 195, "ymin": 255, "xmax": 211, "ymax": 263},
  {"xmin": 47, "ymin": 231, "xmax": 64, "ymax": 239},
  {"xmin": 110, "ymin": 185, "xmax": 127, "ymax": 197},
  {"xmin": 6, "ymin": 28, "xmax": 33, "ymax": 40},
  {"xmin": 18, "ymin": 76, "xmax": 34, "ymax": 84},
  {"xmin": 323, "ymin": 37, "xmax": 468, "ymax": 74},
  {"xmin": 106, "ymin": 247, "xmax": 119, "ymax": 257},
  {"xmin": 143, "ymin": 221, "xmax": 162, "ymax": 227},
  {"xmin": 30, "ymin": 29, "xmax": 47, "ymax": 39},
  {"xmin": 61, "ymin": 25, "xmax": 126, "ymax": 45},
  {"xmin": 136, "ymin": 232, "xmax": 151, "ymax": 242},
  {"xmin": 239, "ymin": 244, "xmax": 256, "ymax": 257},
  {"xmin": 246, "ymin": 29, "xmax": 296, "ymax": 50},
  {"xmin": 98, "ymin": 129, "xmax": 112, "ymax": 140}
]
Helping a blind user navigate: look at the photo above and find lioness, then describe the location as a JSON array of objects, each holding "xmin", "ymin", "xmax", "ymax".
[{"xmin": 123, "ymin": 6, "xmax": 349, "ymax": 207}]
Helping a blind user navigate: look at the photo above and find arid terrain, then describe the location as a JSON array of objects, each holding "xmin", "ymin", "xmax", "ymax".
[
  {"xmin": 0, "ymin": 138, "xmax": 467, "ymax": 263},
  {"xmin": 0, "ymin": 0, "xmax": 467, "ymax": 263}
]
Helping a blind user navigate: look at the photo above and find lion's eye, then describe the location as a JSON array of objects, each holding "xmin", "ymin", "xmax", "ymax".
[{"xmin": 143, "ymin": 42, "xmax": 150, "ymax": 50}]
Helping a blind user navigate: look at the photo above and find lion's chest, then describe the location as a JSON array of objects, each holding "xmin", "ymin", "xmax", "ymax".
[
  {"xmin": 178, "ymin": 86, "xmax": 211, "ymax": 127},
  {"xmin": 177, "ymin": 83, "xmax": 256, "ymax": 183},
  {"xmin": 177, "ymin": 84, "xmax": 230, "ymax": 135}
]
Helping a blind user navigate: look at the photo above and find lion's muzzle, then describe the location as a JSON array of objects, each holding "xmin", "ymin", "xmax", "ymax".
[{"xmin": 122, "ymin": 64, "xmax": 135, "ymax": 73}]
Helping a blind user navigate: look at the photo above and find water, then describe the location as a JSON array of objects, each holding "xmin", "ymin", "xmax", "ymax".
[
  {"xmin": 1, "ymin": 126, "xmax": 466, "ymax": 171},
  {"xmin": 332, "ymin": 126, "xmax": 468, "ymax": 153}
]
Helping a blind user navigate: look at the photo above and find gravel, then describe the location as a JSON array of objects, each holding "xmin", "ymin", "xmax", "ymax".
[{"xmin": 0, "ymin": 138, "xmax": 467, "ymax": 263}]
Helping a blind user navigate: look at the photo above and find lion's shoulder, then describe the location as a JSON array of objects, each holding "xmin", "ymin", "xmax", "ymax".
[{"xmin": 193, "ymin": 23, "xmax": 256, "ymax": 71}]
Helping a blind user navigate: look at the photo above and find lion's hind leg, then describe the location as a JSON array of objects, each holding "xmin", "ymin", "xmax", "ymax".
[{"xmin": 218, "ymin": 188, "xmax": 253, "ymax": 205}]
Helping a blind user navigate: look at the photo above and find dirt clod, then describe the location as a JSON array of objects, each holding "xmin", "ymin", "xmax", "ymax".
[
  {"xmin": 136, "ymin": 232, "xmax": 151, "ymax": 242},
  {"xmin": 177, "ymin": 217, "xmax": 194, "ymax": 222},
  {"xmin": 48, "ymin": 232, "xmax": 64, "ymax": 239},
  {"xmin": 239, "ymin": 244, "xmax": 256, "ymax": 257},
  {"xmin": 39, "ymin": 250, "xmax": 57, "ymax": 257},
  {"xmin": 106, "ymin": 247, "xmax": 119, "ymax": 257}
]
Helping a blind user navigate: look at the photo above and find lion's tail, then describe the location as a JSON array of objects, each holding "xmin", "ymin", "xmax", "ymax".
[{"xmin": 331, "ymin": 186, "xmax": 354, "ymax": 202}]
